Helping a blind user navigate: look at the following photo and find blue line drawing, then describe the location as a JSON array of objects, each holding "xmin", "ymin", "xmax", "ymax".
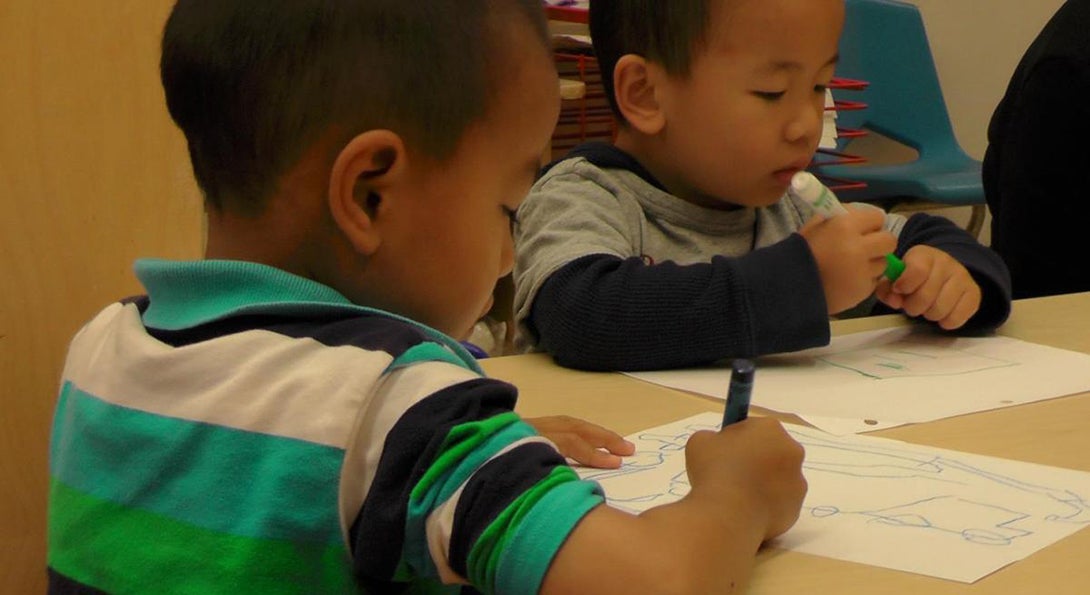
[
  {"xmin": 796, "ymin": 427, "xmax": 1090, "ymax": 533},
  {"xmin": 579, "ymin": 418, "xmax": 1090, "ymax": 549},
  {"xmin": 579, "ymin": 428, "xmax": 702, "ymax": 513},
  {"xmin": 807, "ymin": 497, "xmax": 1033, "ymax": 545}
]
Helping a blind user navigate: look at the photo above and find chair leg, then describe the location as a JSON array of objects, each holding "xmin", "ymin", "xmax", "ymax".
[
  {"xmin": 887, "ymin": 200, "xmax": 987, "ymax": 240},
  {"xmin": 966, "ymin": 204, "xmax": 986, "ymax": 240}
]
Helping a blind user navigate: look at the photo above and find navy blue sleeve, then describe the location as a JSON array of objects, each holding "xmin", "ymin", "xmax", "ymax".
[
  {"xmin": 526, "ymin": 234, "xmax": 831, "ymax": 371},
  {"xmin": 885, "ymin": 212, "xmax": 1012, "ymax": 333}
]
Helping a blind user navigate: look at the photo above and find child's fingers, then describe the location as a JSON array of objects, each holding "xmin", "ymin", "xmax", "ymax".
[
  {"xmin": 536, "ymin": 415, "xmax": 635, "ymax": 455},
  {"xmin": 899, "ymin": 269, "xmax": 949, "ymax": 317},
  {"xmin": 891, "ymin": 251, "xmax": 933, "ymax": 296},
  {"xmin": 938, "ymin": 284, "xmax": 982, "ymax": 330},
  {"xmin": 843, "ymin": 206, "xmax": 887, "ymax": 232},
  {"xmin": 875, "ymin": 280, "xmax": 903, "ymax": 309},
  {"xmin": 922, "ymin": 276, "xmax": 965, "ymax": 322},
  {"xmin": 889, "ymin": 246, "xmax": 980, "ymax": 328},
  {"xmin": 867, "ymin": 255, "xmax": 891, "ymax": 281},
  {"xmin": 573, "ymin": 422, "xmax": 636, "ymax": 456},
  {"xmin": 860, "ymin": 231, "xmax": 897, "ymax": 258},
  {"xmin": 798, "ymin": 214, "xmax": 827, "ymax": 235},
  {"xmin": 891, "ymin": 264, "xmax": 928, "ymax": 297},
  {"xmin": 938, "ymin": 292, "xmax": 974, "ymax": 330},
  {"xmin": 524, "ymin": 416, "xmax": 634, "ymax": 468},
  {"xmin": 552, "ymin": 433, "xmax": 625, "ymax": 469}
]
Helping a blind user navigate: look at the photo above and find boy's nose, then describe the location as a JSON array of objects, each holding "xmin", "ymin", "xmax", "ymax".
[{"xmin": 786, "ymin": 106, "xmax": 823, "ymax": 145}]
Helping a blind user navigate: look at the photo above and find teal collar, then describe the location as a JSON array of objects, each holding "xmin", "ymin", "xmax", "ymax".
[{"xmin": 134, "ymin": 259, "xmax": 481, "ymax": 372}]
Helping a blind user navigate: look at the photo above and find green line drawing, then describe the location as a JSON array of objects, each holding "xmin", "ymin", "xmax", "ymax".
[{"xmin": 818, "ymin": 345, "xmax": 1018, "ymax": 379}]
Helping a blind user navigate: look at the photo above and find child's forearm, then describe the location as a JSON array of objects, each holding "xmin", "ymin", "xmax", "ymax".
[
  {"xmin": 530, "ymin": 243, "xmax": 830, "ymax": 371},
  {"xmin": 540, "ymin": 492, "xmax": 767, "ymax": 595}
]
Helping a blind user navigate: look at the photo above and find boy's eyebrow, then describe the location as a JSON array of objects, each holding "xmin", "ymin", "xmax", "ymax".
[{"xmin": 760, "ymin": 53, "xmax": 840, "ymax": 74}]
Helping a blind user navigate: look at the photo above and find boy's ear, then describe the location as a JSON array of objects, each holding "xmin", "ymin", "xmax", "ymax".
[
  {"xmin": 613, "ymin": 54, "xmax": 667, "ymax": 135},
  {"xmin": 328, "ymin": 130, "xmax": 407, "ymax": 255}
]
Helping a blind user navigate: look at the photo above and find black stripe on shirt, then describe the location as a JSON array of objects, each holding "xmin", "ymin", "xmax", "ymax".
[
  {"xmin": 350, "ymin": 378, "xmax": 518, "ymax": 584},
  {"xmin": 48, "ymin": 568, "xmax": 109, "ymax": 595},
  {"xmin": 118, "ymin": 294, "xmax": 150, "ymax": 311},
  {"xmin": 447, "ymin": 441, "xmax": 567, "ymax": 577}
]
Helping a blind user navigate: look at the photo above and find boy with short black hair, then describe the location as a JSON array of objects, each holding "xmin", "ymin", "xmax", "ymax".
[
  {"xmin": 514, "ymin": 0, "xmax": 1012, "ymax": 371},
  {"xmin": 47, "ymin": 1, "xmax": 808, "ymax": 593}
]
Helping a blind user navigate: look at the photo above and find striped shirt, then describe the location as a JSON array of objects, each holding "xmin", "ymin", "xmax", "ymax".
[{"xmin": 48, "ymin": 259, "xmax": 603, "ymax": 594}]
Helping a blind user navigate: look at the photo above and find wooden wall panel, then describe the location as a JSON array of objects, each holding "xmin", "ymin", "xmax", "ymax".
[{"xmin": 0, "ymin": 2, "xmax": 203, "ymax": 591}]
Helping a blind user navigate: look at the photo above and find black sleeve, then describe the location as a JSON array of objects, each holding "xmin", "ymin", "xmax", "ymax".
[
  {"xmin": 526, "ymin": 234, "xmax": 831, "ymax": 371},
  {"xmin": 890, "ymin": 212, "xmax": 1012, "ymax": 334},
  {"xmin": 984, "ymin": 56, "xmax": 1090, "ymax": 298}
]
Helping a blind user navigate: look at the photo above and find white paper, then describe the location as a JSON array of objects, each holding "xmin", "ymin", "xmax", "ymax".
[
  {"xmin": 820, "ymin": 89, "xmax": 839, "ymax": 149},
  {"xmin": 625, "ymin": 327, "xmax": 1090, "ymax": 434},
  {"xmin": 578, "ymin": 413, "xmax": 1090, "ymax": 583},
  {"xmin": 795, "ymin": 414, "xmax": 906, "ymax": 435}
]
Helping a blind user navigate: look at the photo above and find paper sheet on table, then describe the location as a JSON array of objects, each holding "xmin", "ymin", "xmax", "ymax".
[
  {"xmin": 577, "ymin": 413, "xmax": 1090, "ymax": 583},
  {"xmin": 625, "ymin": 327, "xmax": 1090, "ymax": 434},
  {"xmin": 794, "ymin": 414, "xmax": 906, "ymax": 435}
]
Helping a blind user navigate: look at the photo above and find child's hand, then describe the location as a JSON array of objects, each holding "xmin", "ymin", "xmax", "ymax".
[
  {"xmin": 875, "ymin": 245, "xmax": 982, "ymax": 330},
  {"xmin": 525, "ymin": 415, "xmax": 636, "ymax": 469},
  {"xmin": 799, "ymin": 208, "xmax": 897, "ymax": 314},
  {"xmin": 685, "ymin": 417, "xmax": 807, "ymax": 540}
]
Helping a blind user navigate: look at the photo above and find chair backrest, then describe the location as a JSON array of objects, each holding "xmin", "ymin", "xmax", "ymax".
[{"xmin": 834, "ymin": 0, "xmax": 967, "ymax": 160}]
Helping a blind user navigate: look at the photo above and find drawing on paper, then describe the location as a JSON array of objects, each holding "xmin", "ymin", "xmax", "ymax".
[
  {"xmin": 579, "ymin": 430, "xmax": 695, "ymax": 514},
  {"xmin": 625, "ymin": 327, "xmax": 1090, "ymax": 436},
  {"xmin": 578, "ymin": 416, "xmax": 1090, "ymax": 548},
  {"xmin": 817, "ymin": 343, "xmax": 1018, "ymax": 380},
  {"xmin": 808, "ymin": 497, "xmax": 1033, "ymax": 546},
  {"xmin": 797, "ymin": 427, "xmax": 1090, "ymax": 546}
]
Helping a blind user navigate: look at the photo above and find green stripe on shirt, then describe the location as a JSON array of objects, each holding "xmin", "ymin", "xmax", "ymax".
[
  {"xmin": 466, "ymin": 466, "xmax": 583, "ymax": 590},
  {"xmin": 494, "ymin": 479, "xmax": 604, "ymax": 594},
  {"xmin": 48, "ymin": 479, "xmax": 357, "ymax": 595},
  {"xmin": 388, "ymin": 342, "xmax": 474, "ymax": 373},
  {"xmin": 50, "ymin": 383, "xmax": 343, "ymax": 544},
  {"xmin": 410, "ymin": 412, "xmax": 524, "ymax": 503},
  {"xmin": 402, "ymin": 415, "xmax": 539, "ymax": 580}
]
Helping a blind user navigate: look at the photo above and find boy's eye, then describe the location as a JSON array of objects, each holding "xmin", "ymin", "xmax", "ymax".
[{"xmin": 753, "ymin": 91, "xmax": 786, "ymax": 101}]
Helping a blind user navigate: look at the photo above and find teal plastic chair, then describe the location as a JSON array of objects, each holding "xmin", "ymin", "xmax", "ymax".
[{"xmin": 816, "ymin": 0, "xmax": 986, "ymax": 237}]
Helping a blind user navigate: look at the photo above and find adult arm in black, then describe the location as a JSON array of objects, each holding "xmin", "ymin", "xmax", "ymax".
[{"xmin": 984, "ymin": 56, "xmax": 1090, "ymax": 298}]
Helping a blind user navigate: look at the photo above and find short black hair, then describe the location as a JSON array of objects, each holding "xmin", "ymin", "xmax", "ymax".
[
  {"xmin": 162, "ymin": 0, "xmax": 549, "ymax": 213},
  {"xmin": 590, "ymin": 0, "xmax": 714, "ymax": 122}
]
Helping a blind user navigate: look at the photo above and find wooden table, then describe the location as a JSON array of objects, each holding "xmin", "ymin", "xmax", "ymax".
[{"xmin": 481, "ymin": 291, "xmax": 1090, "ymax": 594}]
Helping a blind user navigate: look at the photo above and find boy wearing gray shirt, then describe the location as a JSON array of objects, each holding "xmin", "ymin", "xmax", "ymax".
[{"xmin": 514, "ymin": 0, "xmax": 1011, "ymax": 371}]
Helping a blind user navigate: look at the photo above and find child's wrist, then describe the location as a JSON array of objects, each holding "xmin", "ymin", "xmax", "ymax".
[{"xmin": 684, "ymin": 483, "xmax": 770, "ymax": 540}]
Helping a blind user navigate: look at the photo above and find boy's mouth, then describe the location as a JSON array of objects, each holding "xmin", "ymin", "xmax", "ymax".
[
  {"xmin": 773, "ymin": 167, "xmax": 803, "ymax": 187},
  {"xmin": 773, "ymin": 159, "xmax": 813, "ymax": 187}
]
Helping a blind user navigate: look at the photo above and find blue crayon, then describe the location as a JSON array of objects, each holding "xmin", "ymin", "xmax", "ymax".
[{"xmin": 722, "ymin": 359, "xmax": 755, "ymax": 427}]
